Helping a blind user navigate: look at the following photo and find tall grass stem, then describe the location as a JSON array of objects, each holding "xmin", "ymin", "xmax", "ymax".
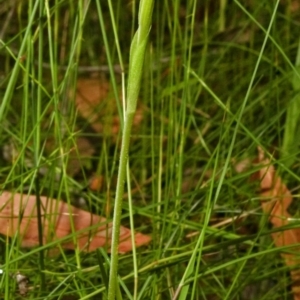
[{"xmin": 107, "ymin": 1, "xmax": 154, "ymax": 299}]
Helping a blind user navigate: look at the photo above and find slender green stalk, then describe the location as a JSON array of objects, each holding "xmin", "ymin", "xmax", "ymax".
[
  {"xmin": 0, "ymin": 1, "xmax": 39, "ymax": 123},
  {"xmin": 281, "ymin": 39, "xmax": 300, "ymax": 168},
  {"xmin": 107, "ymin": 1, "xmax": 154, "ymax": 299},
  {"xmin": 96, "ymin": 1, "xmax": 123, "ymax": 121},
  {"xmin": 31, "ymin": 0, "xmax": 45, "ymax": 289},
  {"xmin": 126, "ymin": 164, "xmax": 138, "ymax": 299}
]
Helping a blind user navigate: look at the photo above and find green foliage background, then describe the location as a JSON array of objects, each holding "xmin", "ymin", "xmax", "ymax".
[{"xmin": 0, "ymin": 0, "xmax": 300, "ymax": 299}]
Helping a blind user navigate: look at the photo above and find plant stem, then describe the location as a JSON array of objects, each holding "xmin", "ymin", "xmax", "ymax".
[
  {"xmin": 282, "ymin": 39, "xmax": 300, "ymax": 168},
  {"xmin": 107, "ymin": 1, "xmax": 154, "ymax": 299}
]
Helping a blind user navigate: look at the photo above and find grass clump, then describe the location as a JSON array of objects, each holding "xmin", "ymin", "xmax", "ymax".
[{"xmin": 0, "ymin": 0, "xmax": 300, "ymax": 299}]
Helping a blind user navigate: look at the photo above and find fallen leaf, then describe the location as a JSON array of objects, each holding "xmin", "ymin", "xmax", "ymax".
[
  {"xmin": 256, "ymin": 147, "xmax": 300, "ymax": 299},
  {"xmin": 0, "ymin": 191, "xmax": 151, "ymax": 254},
  {"xmin": 75, "ymin": 78, "xmax": 110, "ymax": 134},
  {"xmin": 74, "ymin": 77, "xmax": 144, "ymax": 136}
]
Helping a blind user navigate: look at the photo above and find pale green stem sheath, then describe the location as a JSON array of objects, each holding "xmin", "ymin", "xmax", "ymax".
[{"xmin": 107, "ymin": 1, "xmax": 154, "ymax": 299}]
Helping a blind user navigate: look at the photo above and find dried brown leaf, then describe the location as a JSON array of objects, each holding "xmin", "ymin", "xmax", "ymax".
[
  {"xmin": 74, "ymin": 77, "xmax": 143, "ymax": 135},
  {"xmin": 75, "ymin": 78, "xmax": 110, "ymax": 133},
  {"xmin": 0, "ymin": 191, "xmax": 151, "ymax": 254},
  {"xmin": 257, "ymin": 147, "xmax": 300, "ymax": 299}
]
